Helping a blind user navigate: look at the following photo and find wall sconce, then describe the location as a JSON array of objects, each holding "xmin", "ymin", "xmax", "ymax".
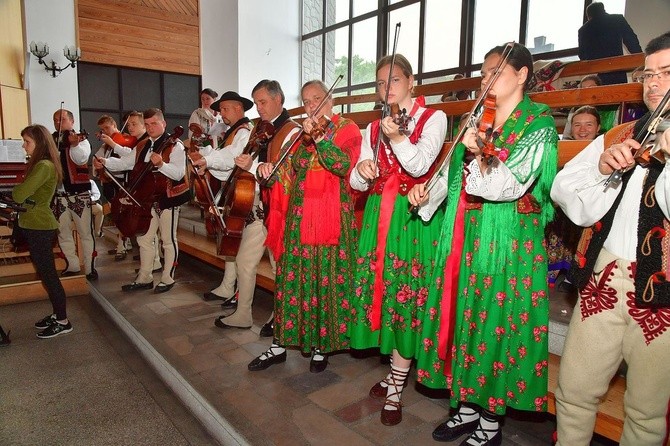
[{"xmin": 29, "ymin": 41, "xmax": 81, "ymax": 77}]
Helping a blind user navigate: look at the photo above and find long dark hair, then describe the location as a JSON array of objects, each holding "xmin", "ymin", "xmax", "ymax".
[
  {"xmin": 485, "ymin": 43, "xmax": 534, "ymax": 91},
  {"xmin": 21, "ymin": 124, "xmax": 63, "ymax": 184}
]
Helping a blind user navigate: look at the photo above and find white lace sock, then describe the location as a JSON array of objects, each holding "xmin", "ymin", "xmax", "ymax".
[
  {"xmin": 312, "ymin": 348, "xmax": 326, "ymax": 362},
  {"xmin": 446, "ymin": 404, "xmax": 480, "ymax": 428},
  {"xmin": 383, "ymin": 364, "xmax": 410, "ymax": 411},
  {"xmin": 464, "ymin": 410, "xmax": 500, "ymax": 446},
  {"xmin": 258, "ymin": 342, "xmax": 285, "ymax": 360}
]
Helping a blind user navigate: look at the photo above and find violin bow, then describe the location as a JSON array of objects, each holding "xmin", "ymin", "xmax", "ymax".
[
  {"xmin": 56, "ymin": 100, "xmax": 65, "ymax": 149},
  {"xmin": 409, "ymin": 42, "xmax": 515, "ymax": 213},
  {"xmin": 603, "ymin": 87, "xmax": 670, "ymax": 189},
  {"xmin": 372, "ymin": 22, "xmax": 401, "ymax": 167},
  {"xmin": 186, "ymin": 155, "xmax": 226, "ymax": 230},
  {"xmin": 260, "ymin": 73, "xmax": 344, "ymax": 186},
  {"xmin": 93, "ymin": 155, "xmax": 142, "ymax": 208}
]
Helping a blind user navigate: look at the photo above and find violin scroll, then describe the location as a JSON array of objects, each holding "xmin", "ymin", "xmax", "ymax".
[{"xmin": 390, "ymin": 103, "xmax": 410, "ymax": 133}]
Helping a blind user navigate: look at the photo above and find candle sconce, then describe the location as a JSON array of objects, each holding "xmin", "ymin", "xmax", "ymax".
[{"xmin": 29, "ymin": 41, "xmax": 81, "ymax": 77}]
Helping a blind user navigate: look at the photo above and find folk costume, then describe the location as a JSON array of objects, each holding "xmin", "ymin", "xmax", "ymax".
[
  {"xmin": 348, "ymin": 97, "xmax": 447, "ymax": 358},
  {"xmin": 551, "ymin": 118, "xmax": 670, "ymax": 446},
  {"xmin": 270, "ymin": 114, "xmax": 362, "ymax": 355},
  {"xmin": 416, "ymin": 95, "xmax": 558, "ymax": 416},
  {"xmin": 52, "ymin": 131, "xmax": 97, "ymax": 278},
  {"xmin": 105, "ymin": 131, "xmax": 188, "ymax": 291}
]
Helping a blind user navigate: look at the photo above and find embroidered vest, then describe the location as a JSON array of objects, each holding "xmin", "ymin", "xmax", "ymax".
[
  {"xmin": 571, "ymin": 121, "xmax": 670, "ymax": 308},
  {"xmin": 135, "ymin": 134, "xmax": 190, "ymax": 209},
  {"xmin": 369, "ymin": 108, "xmax": 437, "ymax": 196},
  {"xmin": 53, "ymin": 131, "xmax": 91, "ymax": 194}
]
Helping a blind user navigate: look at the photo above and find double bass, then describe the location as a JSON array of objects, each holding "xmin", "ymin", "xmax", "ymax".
[
  {"xmin": 217, "ymin": 121, "xmax": 275, "ymax": 256},
  {"xmin": 111, "ymin": 127, "xmax": 184, "ymax": 238}
]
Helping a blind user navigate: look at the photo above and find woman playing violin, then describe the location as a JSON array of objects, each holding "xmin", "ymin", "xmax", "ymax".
[
  {"xmin": 408, "ymin": 43, "xmax": 558, "ymax": 445},
  {"xmin": 249, "ymin": 80, "xmax": 362, "ymax": 373},
  {"xmin": 347, "ymin": 54, "xmax": 447, "ymax": 426},
  {"xmin": 188, "ymin": 88, "xmax": 224, "ymax": 147}
]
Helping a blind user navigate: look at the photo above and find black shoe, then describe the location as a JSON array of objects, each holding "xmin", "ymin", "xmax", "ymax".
[
  {"xmin": 221, "ymin": 294, "xmax": 238, "ymax": 309},
  {"xmin": 60, "ymin": 270, "xmax": 81, "ymax": 277},
  {"xmin": 86, "ymin": 269, "xmax": 98, "ymax": 281},
  {"xmin": 154, "ymin": 282, "xmax": 174, "ymax": 294},
  {"xmin": 433, "ymin": 416, "xmax": 481, "ymax": 442},
  {"xmin": 458, "ymin": 428, "xmax": 502, "ymax": 446},
  {"xmin": 121, "ymin": 281, "xmax": 153, "ymax": 292},
  {"xmin": 37, "ymin": 321, "xmax": 73, "ymax": 339},
  {"xmin": 214, "ymin": 316, "xmax": 251, "ymax": 329},
  {"xmin": 309, "ymin": 353, "xmax": 328, "ymax": 373},
  {"xmin": 34, "ymin": 314, "xmax": 56, "ymax": 330},
  {"xmin": 259, "ymin": 320, "xmax": 274, "ymax": 337},
  {"xmin": 248, "ymin": 348, "xmax": 286, "ymax": 371},
  {"xmin": 203, "ymin": 291, "xmax": 224, "ymax": 301}
]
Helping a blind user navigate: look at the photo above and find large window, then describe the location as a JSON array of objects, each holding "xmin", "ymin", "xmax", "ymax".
[
  {"xmin": 77, "ymin": 63, "xmax": 200, "ymax": 140},
  {"xmin": 302, "ymin": 0, "xmax": 606, "ymax": 110}
]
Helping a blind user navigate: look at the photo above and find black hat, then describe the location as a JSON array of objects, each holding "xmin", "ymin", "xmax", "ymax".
[{"xmin": 211, "ymin": 91, "xmax": 254, "ymax": 112}]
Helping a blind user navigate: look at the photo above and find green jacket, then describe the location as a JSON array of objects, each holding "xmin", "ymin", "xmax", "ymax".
[{"xmin": 12, "ymin": 160, "xmax": 59, "ymax": 230}]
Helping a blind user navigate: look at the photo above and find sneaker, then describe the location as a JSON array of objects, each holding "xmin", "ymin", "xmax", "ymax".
[
  {"xmin": 37, "ymin": 321, "xmax": 73, "ymax": 339},
  {"xmin": 34, "ymin": 314, "xmax": 56, "ymax": 330}
]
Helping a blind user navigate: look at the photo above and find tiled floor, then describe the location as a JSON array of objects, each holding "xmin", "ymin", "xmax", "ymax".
[
  {"xmin": 80, "ymin": 233, "xmax": 613, "ymax": 446},
  {"xmin": 0, "ymin": 213, "xmax": 618, "ymax": 446}
]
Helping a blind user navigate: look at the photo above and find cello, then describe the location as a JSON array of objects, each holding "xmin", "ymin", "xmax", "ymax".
[
  {"xmin": 111, "ymin": 127, "xmax": 184, "ymax": 238},
  {"xmin": 217, "ymin": 121, "xmax": 275, "ymax": 256},
  {"xmin": 186, "ymin": 123, "xmax": 221, "ymax": 235}
]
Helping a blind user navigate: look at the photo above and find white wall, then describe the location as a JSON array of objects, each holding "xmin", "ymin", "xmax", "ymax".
[
  {"xmin": 24, "ymin": 0, "xmax": 79, "ymax": 129},
  {"xmin": 237, "ymin": 0, "xmax": 301, "ymax": 115},
  {"xmin": 625, "ymin": 0, "xmax": 670, "ymax": 52},
  {"xmin": 200, "ymin": 0, "xmax": 239, "ymax": 93}
]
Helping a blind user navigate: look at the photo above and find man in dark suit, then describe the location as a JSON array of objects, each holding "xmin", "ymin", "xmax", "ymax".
[{"xmin": 578, "ymin": 2, "xmax": 642, "ymax": 85}]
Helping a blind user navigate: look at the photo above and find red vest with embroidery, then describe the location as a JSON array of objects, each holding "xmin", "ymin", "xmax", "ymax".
[{"xmin": 368, "ymin": 108, "xmax": 437, "ymax": 196}]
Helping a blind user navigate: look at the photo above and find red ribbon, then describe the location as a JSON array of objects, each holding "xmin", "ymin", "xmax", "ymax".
[
  {"xmin": 370, "ymin": 173, "xmax": 400, "ymax": 330},
  {"xmin": 438, "ymin": 191, "xmax": 467, "ymax": 377}
]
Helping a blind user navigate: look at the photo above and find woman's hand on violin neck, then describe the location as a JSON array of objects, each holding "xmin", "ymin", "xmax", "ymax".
[
  {"xmin": 303, "ymin": 117, "xmax": 316, "ymax": 135},
  {"xmin": 598, "ymin": 139, "xmax": 638, "ymax": 175},
  {"xmin": 234, "ymin": 154, "xmax": 253, "ymax": 171},
  {"xmin": 257, "ymin": 162, "xmax": 274, "ymax": 179},
  {"xmin": 356, "ymin": 159, "xmax": 378, "ymax": 180},
  {"xmin": 381, "ymin": 116, "xmax": 404, "ymax": 143},
  {"xmin": 462, "ymin": 128, "xmax": 481, "ymax": 155},
  {"xmin": 407, "ymin": 183, "xmax": 428, "ymax": 207}
]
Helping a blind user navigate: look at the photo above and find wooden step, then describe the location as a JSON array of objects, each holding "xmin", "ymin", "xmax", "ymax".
[
  {"xmin": 547, "ymin": 353, "xmax": 626, "ymax": 443},
  {"xmin": 0, "ymin": 272, "xmax": 88, "ymax": 305}
]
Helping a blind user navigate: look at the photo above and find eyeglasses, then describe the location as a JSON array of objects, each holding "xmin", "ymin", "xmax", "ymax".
[{"xmin": 635, "ymin": 70, "xmax": 670, "ymax": 83}]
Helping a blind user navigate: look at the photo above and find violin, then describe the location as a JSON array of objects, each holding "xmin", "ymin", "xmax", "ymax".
[
  {"xmin": 56, "ymin": 129, "xmax": 89, "ymax": 149},
  {"xmin": 475, "ymin": 93, "xmax": 501, "ymax": 164},
  {"xmin": 390, "ymin": 103, "xmax": 411, "ymax": 133},
  {"xmin": 302, "ymin": 115, "xmax": 335, "ymax": 144},
  {"xmin": 604, "ymin": 87, "xmax": 670, "ymax": 189}
]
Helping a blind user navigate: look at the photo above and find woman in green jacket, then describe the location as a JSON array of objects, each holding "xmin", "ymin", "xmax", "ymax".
[{"xmin": 12, "ymin": 125, "xmax": 71, "ymax": 339}]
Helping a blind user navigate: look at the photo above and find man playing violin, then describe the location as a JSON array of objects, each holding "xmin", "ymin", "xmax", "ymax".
[
  {"xmin": 95, "ymin": 114, "xmax": 136, "ymax": 260},
  {"xmin": 189, "ymin": 91, "xmax": 256, "ymax": 320},
  {"xmin": 52, "ymin": 108, "xmax": 98, "ymax": 281},
  {"xmin": 94, "ymin": 108, "xmax": 188, "ymax": 294},
  {"xmin": 551, "ymin": 31, "xmax": 670, "ymax": 446}
]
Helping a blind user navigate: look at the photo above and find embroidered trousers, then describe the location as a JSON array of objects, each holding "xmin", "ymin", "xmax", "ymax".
[
  {"xmin": 555, "ymin": 248, "xmax": 670, "ymax": 446},
  {"xmin": 56, "ymin": 194, "xmax": 96, "ymax": 275},
  {"xmin": 136, "ymin": 206, "xmax": 179, "ymax": 285}
]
